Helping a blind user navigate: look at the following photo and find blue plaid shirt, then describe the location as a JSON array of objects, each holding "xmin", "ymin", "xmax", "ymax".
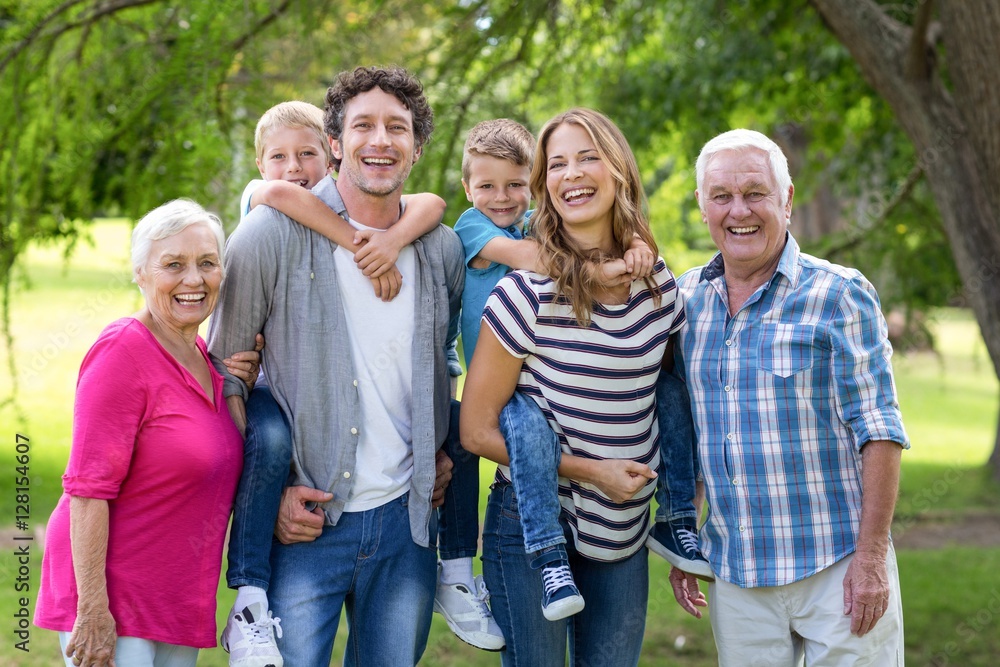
[{"xmin": 676, "ymin": 233, "xmax": 908, "ymax": 588}]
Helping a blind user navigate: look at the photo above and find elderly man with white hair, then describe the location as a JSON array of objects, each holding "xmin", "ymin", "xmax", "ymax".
[{"xmin": 668, "ymin": 129, "xmax": 909, "ymax": 666}]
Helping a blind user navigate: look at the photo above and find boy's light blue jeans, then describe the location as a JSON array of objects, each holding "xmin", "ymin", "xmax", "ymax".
[
  {"xmin": 501, "ymin": 369, "xmax": 698, "ymax": 557},
  {"xmin": 226, "ymin": 384, "xmax": 292, "ymax": 590}
]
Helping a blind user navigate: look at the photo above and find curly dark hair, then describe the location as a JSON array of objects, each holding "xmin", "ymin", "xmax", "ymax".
[{"xmin": 323, "ymin": 66, "xmax": 434, "ymax": 172}]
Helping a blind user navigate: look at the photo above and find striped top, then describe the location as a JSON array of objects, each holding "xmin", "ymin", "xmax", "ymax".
[
  {"xmin": 483, "ymin": 260, "xmax": 685, "ymax": 561},
  {"xmin": 676, "ymin": 233, "xmax": 909, "ymax": 587}
]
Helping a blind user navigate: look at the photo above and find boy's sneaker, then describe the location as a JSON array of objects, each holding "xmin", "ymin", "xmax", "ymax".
[
  {"xmin": 646, "ymin": 519, "xmax": 714, "ymax": 581},
  {"xmin": 538, "ymin": 558, "xmax": 585, "ymax": 621},
  {"xmin": 221, "ymin": 601, "xmax": 283, "ymax": 667},
  {"xmin": 434, "ymin": 567, "xmax": 505, "ymax": 651}
]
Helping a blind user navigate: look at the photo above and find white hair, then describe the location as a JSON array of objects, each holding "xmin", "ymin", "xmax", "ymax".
[
  {"xmin": 131, "ymin": 199, "xmax": 226, "ymax": 289},
  {"xmin": 695, "ymin": 129, "xmax": 792, "ymax": 208}
]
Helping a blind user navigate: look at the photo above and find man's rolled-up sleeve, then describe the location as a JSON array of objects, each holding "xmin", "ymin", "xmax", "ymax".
[{"xmin": 831, "ymin": 274, "xmax": 910, "ymax": 450}]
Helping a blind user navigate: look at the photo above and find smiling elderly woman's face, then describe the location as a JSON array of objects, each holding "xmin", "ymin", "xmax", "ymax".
[{"xmin": 136, "ymin": 223, "xmax": 223, "ymax": 332}]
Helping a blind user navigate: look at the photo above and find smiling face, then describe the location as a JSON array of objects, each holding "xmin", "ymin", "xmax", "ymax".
[
  {"xmin": 463, "ymin": 155, "xmax": 532, "ymax": 229},
  {"xmin": 544, "ymin": 122, "xmax": 616, "ymax": 242},
  {"xmin": 332, "ymin": 88, "xmax": 420, "ymax": 198},
  {"xmin": 137, "ymin": 223, "xmax": 223, "ymax": 334},
  {"xmin": 257, "ymin": 126, "xmax": 330, "ymax": 189},
  {"xmin": 697, "ymin": 148, "xmax": 793, "ymax": 281}
]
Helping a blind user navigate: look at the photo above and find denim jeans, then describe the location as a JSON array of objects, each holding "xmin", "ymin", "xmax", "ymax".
[
  {"xmin": 482, "ymin": 481, "xmax": 649, "ymax": 667},
  {"xmin": 502, "ymin": 372, "xmax": 698, "ymax": 555},
  {"xmin": 268, "ymin": 492, "xmax": 438, "ymax": 666},
  {"xmin": 653, "ymin": 370, "xmax": 698, "ymax": 522},
  {"xmin": 501, "ymin": 391, "xmax": 564, "ymax": 554},
  {"xmin": 438, "ymin": 398, "xmax": 481, "ymax": 560},
  {"xmin": 226, "ymin": 385, "xmax": 292, "ymax": 590},
  {"xmin": 59, "ymin": 634, "xmax": 197, "ymax": 667}
]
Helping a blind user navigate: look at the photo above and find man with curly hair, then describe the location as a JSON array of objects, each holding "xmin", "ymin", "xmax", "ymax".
[{"xmin": 209, "ymin": 66, "xmax": 464, "ymax": 665}]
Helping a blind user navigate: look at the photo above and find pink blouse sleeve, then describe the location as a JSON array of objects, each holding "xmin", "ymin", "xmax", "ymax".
[{"xmin": 63, "ymin": 326, "xmax": 150, "ymax": 499}]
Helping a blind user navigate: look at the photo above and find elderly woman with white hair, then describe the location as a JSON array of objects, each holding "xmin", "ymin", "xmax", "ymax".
[{"xmin": 35, "ymin": 199, "xmax": 253, "ymax": 667}]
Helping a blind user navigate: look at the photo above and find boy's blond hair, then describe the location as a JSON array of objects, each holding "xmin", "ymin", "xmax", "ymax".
[
  {"xmin": 254, "ymin": 101, "xmax": 331, "ymax": 164},
  {"xmin": 461, "ymin": 118, "xmax": 535, "ymax": 181}
]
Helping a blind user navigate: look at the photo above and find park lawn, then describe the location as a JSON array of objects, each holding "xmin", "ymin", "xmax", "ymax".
[{"xmin": 1, "ymin": 219, "xmax": 998, "ymax": 665}]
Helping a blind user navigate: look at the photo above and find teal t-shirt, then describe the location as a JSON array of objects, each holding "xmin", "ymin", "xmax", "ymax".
[{"xmin": 453, "ymin": 207, "xmax": 531, "ymax": 368}]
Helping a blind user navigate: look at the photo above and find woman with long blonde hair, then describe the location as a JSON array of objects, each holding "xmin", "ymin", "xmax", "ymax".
[{"xmin": 461, "ymin": 108, "xmax": 688, "ymax": 665}]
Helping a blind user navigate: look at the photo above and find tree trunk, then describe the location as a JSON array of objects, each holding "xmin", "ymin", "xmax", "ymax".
[{"xmin": 810, "ymin": 0, "xmax": 1000, "ymax": 478}]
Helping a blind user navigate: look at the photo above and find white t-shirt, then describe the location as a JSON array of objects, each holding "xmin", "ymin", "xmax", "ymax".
[{"xmin": 335, "ymin": 218, "xmax": 416, "ymax": 511}]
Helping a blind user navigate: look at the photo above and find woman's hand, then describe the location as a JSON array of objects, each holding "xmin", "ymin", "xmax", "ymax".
[
  {"xmin": 66, "ymin": 606, "xmax": 117, "ymax": 667},
  {"xmin": 589, "ymin": 459, "xmax": 656, "ymax": 503}
]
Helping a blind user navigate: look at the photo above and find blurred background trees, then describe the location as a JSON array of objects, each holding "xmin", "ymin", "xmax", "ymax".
[{"xmin": 2, "ymin": 0, "xmax": 997, "ymax": 469}]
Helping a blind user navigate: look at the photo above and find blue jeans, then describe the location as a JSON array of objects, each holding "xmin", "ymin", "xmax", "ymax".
[
  {"xmin": 268, "ymin": 493, "xmax": 438, "ymax": 666},
  {"xmin": 438, "ymin": 398, "xmax": 482, "ymax": 560},
  {"xmin": 503, "ymin": 373, "xmax": 698, "ymax": 555},
  {"xmin": 482, "ymin": 481, "xmax": 649, "ymax": 667},
  {"xmin": 227, "ymin": 385, "xmax": 292, "ymax": 590},
  {"xmin": 653, "ymin": 370, "xmax": 698, "ymax": 522},
  {"xmin": 501, "ymin": 391, "xmax": 564, "ymax": 554}
]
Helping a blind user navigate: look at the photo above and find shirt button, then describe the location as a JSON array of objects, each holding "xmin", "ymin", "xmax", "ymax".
[
  {"xmin": 725, "ymin": 339, "xmax": 732, "ymax": 346},
  {"xmin": 343, "ymin": 471, "xmax": 351, "ymax": 479},
  {"xmin": 739, "ymin": 525, "xmax": 745, "ymax": 532},
  {"xmin": 353, "ymin": 380, "xmax": 359, "ymax": 387},
  {"xmin": 732, "ymin": 477, "xmax": 740, "ymax": 485},
  {"xmin": 724, "ymin": 385, "xmax": 731, "ymax": 392},
  {"xmin": 727, "ymin": 433, "xmax": 734, "ymax": 440},
  {"xmin": 350, "ymin": 427, "xmax": 358, "ymax": 435}
]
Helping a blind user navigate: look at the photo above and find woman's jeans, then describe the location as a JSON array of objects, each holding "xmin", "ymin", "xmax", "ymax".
[{"xmin": 482, "ymin": 481, "xmax": 649, "ymax": 667}]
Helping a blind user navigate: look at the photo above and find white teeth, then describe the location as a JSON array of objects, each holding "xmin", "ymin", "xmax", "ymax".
[
  {"xmin": 564, "ymin": 188, "xmax": 595, "ymax": 200},
  {"xmin": 175, "ymin": 294, "xmax": 204, "ymax": 302},
  {"xmin": 364, "ymin": 158, "xmax": 393, "ymax": 165},
  {"xmin": 730, "ymin": 226, "xmax": 759, "ymax": 234}
]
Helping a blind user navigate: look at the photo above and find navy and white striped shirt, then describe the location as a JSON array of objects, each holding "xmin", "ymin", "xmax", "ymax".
[
  {"xmin": 484, "ymin": 261, "xmax": 685, "ymax": 561},
  {"xmin": 677, "ymin": 234, "xmax": 909, "ymax": 587}
]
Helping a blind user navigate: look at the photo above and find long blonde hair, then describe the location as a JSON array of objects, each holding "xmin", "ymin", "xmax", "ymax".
[{"xmin": 529, "ymin": 108, "xmax": 659, "ymax": 324}]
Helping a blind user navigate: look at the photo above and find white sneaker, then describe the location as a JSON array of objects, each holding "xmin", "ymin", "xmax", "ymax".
[
  {"xmin": 434, "ymin": 569, "xmax": 505, "ymax": 651},
  {"xmin": 221, "ymin": 601, "xmax": 284, "ymax": 667}
]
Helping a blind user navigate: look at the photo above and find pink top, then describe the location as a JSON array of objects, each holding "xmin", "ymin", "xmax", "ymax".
[{"xmin": 35, "ymin": 318, "xmax": 242, "ymax": 648}]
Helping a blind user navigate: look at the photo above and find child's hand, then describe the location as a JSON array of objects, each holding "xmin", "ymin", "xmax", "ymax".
[
  {"xmin": 596, "ymin": 258, "xmax": 635, "ymax": 287},
  {"xmin": 624, "ymin": 239, "xmax": 655, "ymax": 279},
  {"xmin": 370, "ymin": 265, "xmax": 403, "ymax": 302},
  {"xmin": 354, "ymin": 229, "xmax": 402, "ymax": 278}
]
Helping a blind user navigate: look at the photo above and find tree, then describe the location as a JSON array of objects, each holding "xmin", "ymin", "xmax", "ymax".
[{"xmin": 807, "ymin": 0, "xmax": 1000, "ymax": 475}]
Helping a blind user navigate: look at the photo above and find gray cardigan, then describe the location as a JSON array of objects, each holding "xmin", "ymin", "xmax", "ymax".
[{"xmin": 208, "ymin": 176, "xmax": 464, "ymax": 546}]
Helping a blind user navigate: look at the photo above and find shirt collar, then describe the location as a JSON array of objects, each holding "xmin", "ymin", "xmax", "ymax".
[{"xmin": 698, "ymin": 230, "xmax": 801, "ymax": 289}]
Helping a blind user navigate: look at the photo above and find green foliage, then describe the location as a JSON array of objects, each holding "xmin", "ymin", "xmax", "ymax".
[{"xmin": 0, "ymin": 0, "xmax": 970, "ymax": 404}]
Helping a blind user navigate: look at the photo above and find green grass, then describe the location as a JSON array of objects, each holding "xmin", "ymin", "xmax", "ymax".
[{"xmin": 1, "ymin": 219, "xmax": 999, "ymax": 665}]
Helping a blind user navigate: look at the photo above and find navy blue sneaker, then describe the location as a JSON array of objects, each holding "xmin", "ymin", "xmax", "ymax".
[
  {"xmin": 647, "ymin": 519, "xmax": 714, "ymax": 581},
  {"xmin": 531, "ymin": 547, "xmax": 585, "ymax": 621}
]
